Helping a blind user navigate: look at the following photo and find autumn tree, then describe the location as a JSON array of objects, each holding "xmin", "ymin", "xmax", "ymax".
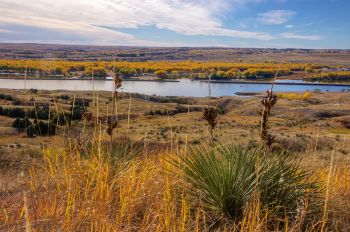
[{"xmin": 154, "ymin": 70, "xmax": 168, "ymax": 79}]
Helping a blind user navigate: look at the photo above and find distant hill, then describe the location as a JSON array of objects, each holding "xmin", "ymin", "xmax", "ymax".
[{"xmin": 0, "ymin": 43, "xmax": 350, "ymax": 65}]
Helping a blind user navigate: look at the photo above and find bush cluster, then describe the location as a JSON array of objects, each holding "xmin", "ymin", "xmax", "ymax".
[
  {"xmin": 12, "ymin": 117, "xmax": 56, "ymax": 137},
  {"xmin": 0, "ymin": 93, "xmax": 14, "ymax": 101},
  {"xmin": 1, "ymin": 103, "xmax": 87, "ymax": 121},
  {"xmin": 148, "ymin": 105, "xmax": 202, "ymax": 116},
  {"xmin": 0, "ymin": 106, "xmax": 26, "ymax": 118},
  {"xmin": 26, "ymin": 120, "xmax": 57, "ymax": 137}
]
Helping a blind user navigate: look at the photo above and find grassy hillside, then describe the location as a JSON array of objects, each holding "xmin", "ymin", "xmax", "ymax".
[{"xmin": 0, "ymin": 88, "xmax": 350, "ymax": 231}]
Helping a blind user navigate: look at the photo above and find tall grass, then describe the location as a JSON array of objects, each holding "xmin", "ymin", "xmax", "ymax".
[
  {"xmin": 2, "ymin": 140, "xmax": 350, "ymax": 231},
  {"xmin": 21, "ymin": 145, "xmax": 193, "ymax": 231}
]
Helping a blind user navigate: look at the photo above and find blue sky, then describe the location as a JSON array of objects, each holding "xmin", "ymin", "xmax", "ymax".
[{"xmin": 0, "ymin": 0, "xmax": 349, "ymax": 48}]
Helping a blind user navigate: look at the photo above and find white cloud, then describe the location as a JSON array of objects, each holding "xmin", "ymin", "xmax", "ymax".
[
  {"xmin": 280, "ymin": 33, "xmax": 324, "ymax": 41},
  {"xmin": 258, "ymin": 10, "xmax": 295, "ymax": 25},
  {"xmin": 0, "ymin": 0, "xmax": 276, "ymax": 45},
  {"xmin": 0, "ymin": 1, "xmax": 326, "ymax": 46},
  {"xmin": 0, "ymin": 28, "xmax": 13, "ymax": 33},
  {"xmin": 285, "ymin": 24, "xmax": 294, "ymax": 29}
]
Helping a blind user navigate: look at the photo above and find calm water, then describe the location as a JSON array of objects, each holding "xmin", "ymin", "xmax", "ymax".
[{"xmin": 1, "ymin": 78, "xmax": 349, "ymax": 97}]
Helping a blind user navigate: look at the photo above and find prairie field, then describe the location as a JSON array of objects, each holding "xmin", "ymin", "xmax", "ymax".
[{"xmin": 0, "ymin": 87, "xmax": 350, "ymax": 231}]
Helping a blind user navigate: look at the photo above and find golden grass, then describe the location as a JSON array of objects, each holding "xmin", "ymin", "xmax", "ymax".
[
  {"xmin": 1, "ymin": 144, "xmax": 349, "ymax": 231},
  {"xmin": 317, "ymin": 164, "xmax": 350, "ymax": 231},
  {"xmin": 1, "ymin": 89, "xmax": 350, "ymax": 231},
  {"xmin": 276, "ymin": 91, "xmax": 312, "ymax": 101},
  {"xmin": 328, "ymin": 128, "xmax": 350, "ymax": 134}
]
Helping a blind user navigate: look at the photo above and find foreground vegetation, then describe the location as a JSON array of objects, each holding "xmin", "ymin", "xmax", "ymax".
[{"xmin": 0, "ymin": 88, "xmax": 350, "ymax": 231}]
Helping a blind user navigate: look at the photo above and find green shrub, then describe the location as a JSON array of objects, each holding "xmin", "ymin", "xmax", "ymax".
[
  {"xmin": 51, "ymin": 113, "xmax": 69, "ymax": 126},
  {"xmin": 26, "ymin": 120, "xmax": 57, "ymax": 137},
  {"xmin": 58, "ymin": 94, "xmax": 70, "ymax": 100},
  {"xmin": 31, "ymin": 106, "xmax": 51, "ymax": 120},
  {"xmin": 29, "ymin": 88, "xmax": 38, "ymax": 94},
  {"xmin": 0, "ymin": 93, "xmax": 13, "ymax": 101},
  {"xmin": 70, "ymin": 99, "xmax": 89, "ymax": 120},
  {"xmin": 73, "ymin": 98, "xmax": 90, "ymax": 107},
  {"xmin": 0, "ymin": 107, "xmax": 26, "ymax": 118},
  {"xmin": 26, "ymin": 125, "xmax": 36, "ymax": 138},
  {"xmin": 35, "ymin": 121, "xmax": 57, "ymax": 136},
  {"xmin": 12, "ymin": 118, "xmax": 32, "ymax": 129},
  {"xmin": 173, "ymin": 143, "xmax": 320, "ymax": 222}
]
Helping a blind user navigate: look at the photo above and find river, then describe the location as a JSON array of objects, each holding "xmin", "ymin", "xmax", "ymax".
[{"xmin": 0, "ymin": 78, "xmax": 349, "ymax": 97}]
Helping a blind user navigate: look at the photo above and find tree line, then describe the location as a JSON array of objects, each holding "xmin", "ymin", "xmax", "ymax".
[{"xmin": 0, "ymin": 59, "xmax": 325, "ymax": 79}]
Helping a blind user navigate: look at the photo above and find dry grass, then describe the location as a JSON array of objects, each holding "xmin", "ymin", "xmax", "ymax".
[
  {"xmin": 0, "ymin": 141, "xmax": 349, "ymax": 231},
  {"xmin": 0, "ymin": 90, "xmax": 350, "ymax": 231},
  {"xmin": 276, "ymin": 92, "xmax": 312, "ymax": 101}
]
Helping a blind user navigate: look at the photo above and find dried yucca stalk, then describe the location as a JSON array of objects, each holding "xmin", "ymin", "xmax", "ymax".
[
  {"xmin": 202, "ymin": 107, "xmax": 218, "ymax": 143},
  {"xmin": 107, "ymin": 75, "xmax": 123, "ymax": 143},
  {"xmin": 260, "ymin": 89, "xmax": 278, "ymax": 148},
  {"xmin": 203, "ymin": 74, "xmax": 218, "ymax": 143}
]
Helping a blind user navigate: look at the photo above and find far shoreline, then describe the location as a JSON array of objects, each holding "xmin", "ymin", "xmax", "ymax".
[{"xmin": 0, "ymin": 76, "xmax": 180, "ymax": 82}]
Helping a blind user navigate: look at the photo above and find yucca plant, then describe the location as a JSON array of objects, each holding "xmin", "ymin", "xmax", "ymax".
[{"xmin": 173, "ymin": 143, "xmax": 320, "ymax": 224}]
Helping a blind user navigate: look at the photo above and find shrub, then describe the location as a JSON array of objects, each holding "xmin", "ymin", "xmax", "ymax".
[
  {"xmin": 12, "ymin": 118, "xmax": 32, "ymax": 129},
  {"xmin": 70, "ymin": 106, "xmax": 85, "ymax": 120},
  {"xmin": 26, "ymin": 125, "xmax": 36, "ymax": 138},
  {"xmin": 51, "ymin": 113, "xmax": 69, "ymax": 126},
  {"xmin": 0, "ymin": 93, "xmax": 13, "ymax": 101},
  {"xmin": 35, "ymin": 121, "xmax": 57, "ymax": 136},
  {"xmin": 31, "ymin": 106, "xmax": 51, "ymax": 120},
  {"xmin": 67, "ymin": 99, "xmax": 89, "ymax": 120},
  {"xmin": 29, "ymin": 88, "xmax": 38, "ymax": 94},
  {"xmin": 0, "ymin": 107, "xmax": 26, "ymax": 118},
  {"xmin": 25, "ymin": 120, "xmax": 57, "ymax": 137},
  {"xmin": 73, "ymin": 98, "xmax": 90, "ymax": 107},
  {"xmin": 58, "ymin": 94, "xmax": 70, "ymax": 100},
  {"xmin": 173, "ymin": 143, "xmax": 320, "ymax": 223}
]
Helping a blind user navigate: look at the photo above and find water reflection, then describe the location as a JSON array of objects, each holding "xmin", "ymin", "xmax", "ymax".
[{"xmin": 0, "ymin": 78, "xmax": 349, "ymax": 97}]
